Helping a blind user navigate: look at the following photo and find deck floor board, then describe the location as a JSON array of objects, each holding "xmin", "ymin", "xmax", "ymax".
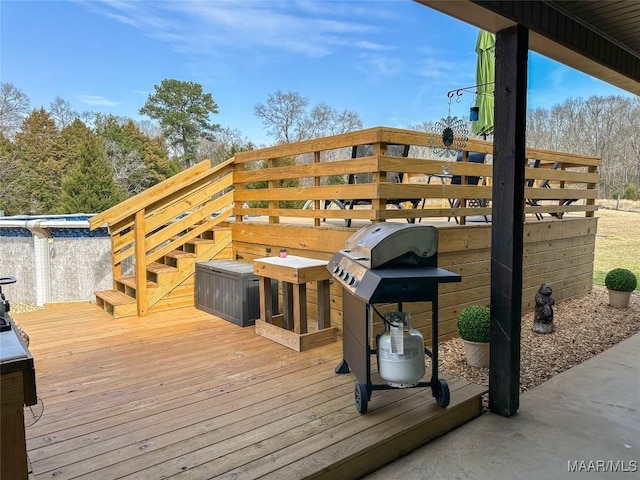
[{"xmin": 16, "ymin": 302, "xmax": 485, "ymax": 480}]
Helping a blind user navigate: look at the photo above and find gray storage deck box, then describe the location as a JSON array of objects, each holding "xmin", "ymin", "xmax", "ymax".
[{"xmin": 195, "ymin": 260, "xmax": 277, "ymax": 327}]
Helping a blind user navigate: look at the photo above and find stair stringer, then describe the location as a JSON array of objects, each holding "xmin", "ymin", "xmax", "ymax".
[{"xmin": 146, "ymin": 229, "xmax": 233, "ymax": 312}]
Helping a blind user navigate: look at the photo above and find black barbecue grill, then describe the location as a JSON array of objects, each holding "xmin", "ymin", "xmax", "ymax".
[{"xmin": 327, "ymin": 223, "xmax": 461, "ymax": 413}]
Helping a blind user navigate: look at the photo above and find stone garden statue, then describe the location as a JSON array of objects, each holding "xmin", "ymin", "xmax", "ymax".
[{"xmin": 533, "ymin": 283, "xmax": 555, "ymax": 334}]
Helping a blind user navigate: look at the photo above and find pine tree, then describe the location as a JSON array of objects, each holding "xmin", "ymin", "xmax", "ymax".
[
  {"xmin": 57, "ymin": 137, "xmax": 124, "ymax": 214},
  {"xmin": 61, "ymin": 118, "xmax": 97, "ymax": 170},
  {"xmin": 139, "ymin": 79, "xmax": 219, "ymax": 168},
  {"xmin": 0, "ymin": 133, "xmax": 29, "ymax": 215},
  {"xmin": 14, "ymin": 109, "xmax": 65, "ymax": 213}
]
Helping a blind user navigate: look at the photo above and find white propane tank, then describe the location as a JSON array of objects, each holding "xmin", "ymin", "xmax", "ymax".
[{"xmin": 376, "ymin": 311, "xmax": 425, "ymax": 388}]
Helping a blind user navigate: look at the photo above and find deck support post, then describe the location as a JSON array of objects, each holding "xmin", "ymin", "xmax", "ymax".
[
  {"xmin": 489, "ymin": 25, "xmax": 528, "ymax": 417},
  {"xmin": 134, "ymin": 209, "xmax": 148, "ymax": 317},
  {"xmin": 314, "ymin": 151, "xmax": 321, "ymax": 227}
]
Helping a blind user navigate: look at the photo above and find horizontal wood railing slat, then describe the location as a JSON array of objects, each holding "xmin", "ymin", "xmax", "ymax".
[
  {"xmin": 234, "ymin": 183, "xmax": 377, "ymax": 202},
  {"xmin": 89, "ymin": 160, "xmax": 213, "ymax": 229},
  {"xmin": 234, "ymin": 157, "xmax": 379, "ymax": 183},
  {"xmin": 145, "ymin": 173, "xmax": 234, "ymax": 233},
  {"xmin": 145, "ymin": 164, "xmax": 234, "ymax": 216}
]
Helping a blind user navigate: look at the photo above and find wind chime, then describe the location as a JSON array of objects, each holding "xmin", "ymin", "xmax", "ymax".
[
  {"xmin": 429, "ymin": 82, "xmax": 494, "ymax": 170},
  {"xmin": 429, "ymin": 90, "xmax": 470, "ymax": 166}
]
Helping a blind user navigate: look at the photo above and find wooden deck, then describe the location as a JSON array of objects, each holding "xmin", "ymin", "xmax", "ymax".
[{"xmin": 16, "ymin": 302, "xmax": 485, "ymax": 480}]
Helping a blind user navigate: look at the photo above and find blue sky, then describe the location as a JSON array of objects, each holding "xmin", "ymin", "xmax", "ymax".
[{"xmin": 1, "ymin": 0, "xmax": 632, "ymax": 146}]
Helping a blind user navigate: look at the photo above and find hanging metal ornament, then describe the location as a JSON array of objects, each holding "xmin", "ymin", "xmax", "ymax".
[
  {"xmin": 429, "ymin": 91, "xmax": 469, "ymax": 159},
  {"xmin": 430, "ymin": 115, "xmax": 469, "ymax": 158}
]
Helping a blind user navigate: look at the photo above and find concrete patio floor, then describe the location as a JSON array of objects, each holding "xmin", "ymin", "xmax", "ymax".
[{"xmin": 365, "ymin": 332, "xmax": 640, "ymax": 480}]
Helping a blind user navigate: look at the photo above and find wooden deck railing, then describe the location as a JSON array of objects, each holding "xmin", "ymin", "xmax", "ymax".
[
  {"xmin": 89, "ymin": 126, "xmax": 600, "ymax": 317},
  {"xmin": 232, "ymin": 126, "xmax": 600, "ymax": 226}
]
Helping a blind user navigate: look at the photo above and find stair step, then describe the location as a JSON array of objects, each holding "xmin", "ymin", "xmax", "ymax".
[
  {"xmin": 187, "ymin": 238, "xmax": 216, "ymax": 245},
  {"xmin": 147, "ymin": 262, "xmax": 178, "ymax": 274},
  {"xmin": 165, "ymin": 250, "xmax": 196, "ymax": 259},
  {"xmin": 116, "ymin": 275, "xmax": 158, "ymax": 289},
  {"xmin": 170, "ymin": 236, "xmax": 216, "ymax": 246},
  {"xmin": 95, "ymin": 289, "xmax": 136, "ymax": 305}
]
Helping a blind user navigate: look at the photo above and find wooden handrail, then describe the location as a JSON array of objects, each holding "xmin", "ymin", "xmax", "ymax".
[{"xmin": 89, "ymin": 158, "xmax": 235, "ymax": 229}]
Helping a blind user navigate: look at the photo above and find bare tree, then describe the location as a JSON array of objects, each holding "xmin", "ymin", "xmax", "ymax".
[
  {"xmin": 103, "ymin": 139, "xmax": 154, "ymax": 195},
  {"xmin": 0, "ymin": 83, "xmax": 31, "ymax": 138},
  {"xmin": 302, "ymin": 103, "xmax": 363, "ymax": 138},
  {"xmin": 135, "ymin": 118, "xmax": 163, "ymax": 139},
  {"xmin": 196, "ymin": 127, "xmax": 254, "ymax": 165},
  {"xmin": 254, "ymin": 90, "xmax": 309, "ymax": 143},
  {"xmin": 526, "ymin": 95, "xmax": 638, "ymax": 199},
  {"xmin": 526, "ymin": 108, "xmax": 551, "ymax": 149},
  {"xmin": 49, "ymin": 96, "xmax": 79, "ymax": 129},
  {"xmin": 254, "ymin": 90, "xmax": 362, "ymax": 144}
]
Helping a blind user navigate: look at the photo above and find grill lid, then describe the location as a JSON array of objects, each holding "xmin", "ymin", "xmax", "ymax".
[
  {"xmin": 340, "ymin": 223, "xmax": 438, "ymax": 269},
  {"xmin": 328, "ymin": 223, "xmax": 460, "ymax": 303}
]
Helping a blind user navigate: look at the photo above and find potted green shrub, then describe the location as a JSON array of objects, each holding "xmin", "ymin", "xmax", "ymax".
[
  {"xmin": 604, "ymin": 268, "xmax": 637, "ymax": 309},
  {"xmin": 457, "ymin": 305, "xmax": 490, "ymax": 368}
]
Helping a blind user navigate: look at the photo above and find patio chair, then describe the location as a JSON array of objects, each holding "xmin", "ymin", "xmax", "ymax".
[
  {"xmin": 446, "ymin": 151, "xmax": 488, "ymax": 223},
  {"xmin": 344, "ymin": 144, "xmax": 421, "ymax": 227},
  {"xmin": 526, "ymin": 160, "xmax": 578, "ymax": 219},
  {"xmin": 526, "ymin": 159, "xmax": 545, "ymax": 220}
]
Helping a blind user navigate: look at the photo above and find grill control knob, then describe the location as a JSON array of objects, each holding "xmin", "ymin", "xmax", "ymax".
[
  {"xmin": 348, "ymin": 276, "xmax": 356, "ymax": 286},
  {"xmin": 333, "ymin": 265, "xmax": 340, "ymax": 273}
]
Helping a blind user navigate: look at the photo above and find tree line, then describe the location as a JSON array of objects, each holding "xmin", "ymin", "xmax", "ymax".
[
  {"xmin": 525, "ymin": 95, "xmax": 639, "ymax": 200},
  {"xmin": 0, "ymin": 82, "xmax": 363, "ymax": 216},
  {"xmin": 1, "ymin": 79, "xmax": 637, "ymax": 216}
]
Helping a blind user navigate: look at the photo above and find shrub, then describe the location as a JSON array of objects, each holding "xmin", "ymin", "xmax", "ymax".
[
  {"xmin": 456, "ymin": 305, "xmax": 491, "ymax": 343},
  {"xmin": 604, "ymin": 268, "xmax": 638, "ymax": 292},
  {"xmin": 623, "ymin": 184, "xmax": 637, "ymax": 201}
]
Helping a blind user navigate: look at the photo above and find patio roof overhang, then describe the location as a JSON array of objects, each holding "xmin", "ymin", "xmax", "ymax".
[{"xmin": 416, "ymin": 0, "xmax": 640, "ymax": 96}]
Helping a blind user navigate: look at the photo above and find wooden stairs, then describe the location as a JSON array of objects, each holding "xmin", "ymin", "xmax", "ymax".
[
  {"xmin": 89, "ymin": 158, "xmax": 237, "ymax": 319},
  {"xmin": 95, "ymin": 226, "xmax": 232, "ymax": 318}
]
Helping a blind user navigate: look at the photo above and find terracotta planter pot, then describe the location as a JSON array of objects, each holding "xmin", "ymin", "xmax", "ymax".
[
  {"xmin": 608, "ymin": 289, "xmax": 631, "ymax": 309},
  {"xmin": 462, "ymin": 339, "xmax": 490, "ymax": 368}
]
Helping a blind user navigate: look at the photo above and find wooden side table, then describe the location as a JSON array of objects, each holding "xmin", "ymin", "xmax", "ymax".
[{"xmin": 253, "ymin": 255, "xmax": 337, "ymax": 352}]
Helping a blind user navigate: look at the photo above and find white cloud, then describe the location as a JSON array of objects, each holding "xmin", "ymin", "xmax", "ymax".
[
  {"xmin": 548, "ymin": 67, "xmax": 569, "ymax": 88},
  {"xmin": 358, "ymin": 53, "xmax": 404, "ymax": 78},
  {"xmin": 415, "ymin": 56, "xmax": 473, "ymax": 82},
  {"xmin": 77, "ymin": 94, "xmax": 121, "ymax": 106},
  {"xmin": 78, "ymin": 0, "xmax": 391, "ymax": 59}
]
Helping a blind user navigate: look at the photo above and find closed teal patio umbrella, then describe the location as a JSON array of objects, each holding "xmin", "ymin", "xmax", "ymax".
[{"xmin": 472, "ymin": 30, "xmax": 496, "ymax": 138}]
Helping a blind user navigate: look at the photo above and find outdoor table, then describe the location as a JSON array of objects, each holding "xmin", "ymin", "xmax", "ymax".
[{"xmin": 253, "ymin": 255, "xmax": 337, "ymax": 352}]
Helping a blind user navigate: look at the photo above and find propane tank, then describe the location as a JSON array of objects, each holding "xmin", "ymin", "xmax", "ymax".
[{"xmin": 376, "ymin": 311, "xmax": 425, "ymax": 388}]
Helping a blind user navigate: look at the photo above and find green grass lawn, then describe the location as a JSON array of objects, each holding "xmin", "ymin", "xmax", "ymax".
[{"xmin": 593, "ymin": 208, "xmax": 640, "ymax": 290}]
